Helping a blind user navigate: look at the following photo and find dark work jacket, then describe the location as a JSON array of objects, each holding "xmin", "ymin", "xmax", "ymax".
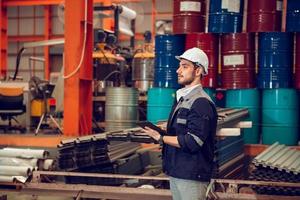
[{"xmin": 162, "ymin": 85, "xmax": 217, "ymax": 182}]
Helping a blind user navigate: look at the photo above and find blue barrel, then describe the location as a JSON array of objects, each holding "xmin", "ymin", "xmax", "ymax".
[
  {"xmin": 208, "ymin": 0, "xmax": 244, "ymax": 33},
  {"xmin": 204, "ymin": 88, "xmax": 216, "ymax": 103},
  {"xmin": 226, "ymin": 89, "xmax": 260, "ymax": 144},
  {"xmin": 154, "ymin": 34, "xmax": 185, "ymax": 89},
  {"xmin": 262, "ymin": 89, "xmax": 299, "ymax": 145},
  {"xmin": 286, "ymin": 0, "xmax": 300, "ymax": 32},
  {"xmin": 147, "ymin": 87, "xmax": 176, "ymax": 124},
  {"xmin": 257, "ymin": 32, "xmax": 293, "ymax": 89}
]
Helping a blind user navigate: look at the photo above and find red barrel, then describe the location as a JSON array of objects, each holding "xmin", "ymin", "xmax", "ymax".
[
  {"xmin": 295, "ymin": 33, "xmax": 300, "ymax": 89},
  {"xmin": 185, "ymin": 33, "xmax": 218, "ymax": 88},
  {"xmin": 247, "ymin": 0, "xmax": 282, "ymax": 32},
  {"xmin": 173, "ymin": 0, "xmax": 206, "ymax": 34},
  {"xmin": 221, "ymin": 33, "xmax": 255, "ymax": 89}
]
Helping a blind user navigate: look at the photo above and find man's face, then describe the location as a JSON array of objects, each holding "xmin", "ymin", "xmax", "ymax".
[{"xmin": 177, "ymin": 59, "xmax": 202, "ymax": 86}]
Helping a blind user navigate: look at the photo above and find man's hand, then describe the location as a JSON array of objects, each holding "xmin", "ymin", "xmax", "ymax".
[{"xmin": 142, "ymin": 126, "xmax": 161, "ymax": 141}]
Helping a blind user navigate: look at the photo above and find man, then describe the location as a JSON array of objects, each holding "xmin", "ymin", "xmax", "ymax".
[{"xmin": 142, "ymin": 47, "xmax": 218, "ymax": 200}]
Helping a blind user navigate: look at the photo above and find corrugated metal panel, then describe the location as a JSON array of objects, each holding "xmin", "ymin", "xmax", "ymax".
[{"xmin": 253, "ymin": 142, "xmax": 300, "ymax": 174}]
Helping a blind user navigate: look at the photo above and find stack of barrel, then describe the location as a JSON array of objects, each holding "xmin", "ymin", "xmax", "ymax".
[
  {"xmin": 257, "ymin": 33, "xmax": 299, "ymax": 145},
  {"xmin": 221, "ymin": 32, "xmax": 259, "ymax": 144},
  {"xmin": 147, "ymin": 35, "xmax": 184, "ymax": 123},
  {"xmin": 148, "ymin": 0, "xmax": 207, "ymax": 123},
  {"xmin": 171, "ymin": 0, "xmax": 247, "ymax": 178},
  {"xmin": 222, "ymin": 32, "xmax": 260, "ymax": 144},
  {"xmin": 149, "ymin": 0, "xmax": 300, "ymax": 145},
  {"xmin": 214, "ymin": 0, "xmax": 300, "ymax": 146},
  {"xmin": 198, "ymin": 0, "xmax": 259, "ymax": 144},
  {"xmin": 254, "ymin": 0, "xmax": 299, "ymax": 146}
]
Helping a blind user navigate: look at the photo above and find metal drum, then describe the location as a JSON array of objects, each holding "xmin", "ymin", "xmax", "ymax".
[
  {"xmin": 247, "ymin": 0, "xmax": 282, "ymax": 32},
  {"xmin": 296, "ymin": 33, "xmax": 300, "ymax": 89},
  {"xmin": 221, "ymin": 33, "xmax": 255, "ymax": 89},
  {"xmin": 208, "ymin": 0, "xmax": 244, "ymax": 33},
  {"xmin": 257, "ymin": 32, "xmax": 293, "ymax": 89},
  {"xmin": 286, "ymin": 0, "xmax": 300, "ymax": 32},
  {"xmin": 147, "ymin": 87, "xmax": 176, "ymax": 124},
  {"xmin": 173, "ymin": 0, "xmax": 206, "ymax": 34},
  {"xmin": 262, "ymin": 89, "xmax": 299, "ymax": 145},
  {"xmin": 203, "ymin": 88, "xmax": 216, "ymax": 103},
  {"xmin": 186, "ymin": 33, "xmax": 219, "ymax": 88},
  {"xmin": 226, "ymin": 89, "xmax": 260, "ymax": 144},
  {"xmin": 154, "ymin": 34, "xmax": 185, "ymax": 89},
  {"xmin": 105, "ymin": 87, "xmax": 138, "ymax": 131},
  {"xmin": 132, "ymin": 52, "xmax": 154, "ymax": 92}
]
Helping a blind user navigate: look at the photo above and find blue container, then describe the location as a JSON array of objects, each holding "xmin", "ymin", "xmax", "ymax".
[
  {"xmin": 154, "ymin": 34, "xmax": 185, "ymax": 89},
  {"xmin": 154, "ymin": 68, "xmax": 179, "ymax": 88},
  {"xmin": 286, "ymin": 0, "xmax": 300, "ymax": 32},
  {"xmin": 226, "ymin": 89, "xmax": 260, "ymax": 144},
  {"xmin": 204, "ymin": 88, "xmax": 216, "ymax": 103},
  {"xmin": 209, "ymin": 0, "xmax": 244, "ymax": 13},
  {"xmin": 208, "ymin": 0, "xmax": 244, "ymax": 33},
  {"xmin": 257, "ymin": 32, "xmax": 293, "ymax": 89},
  {"xmin": 262, "ymin": 89, "xmax": 299, "ymax": 145},
  {"xmin": 208, "ymin": 13, "xmax": 243, "ymax": 33},
  {"xmin": 147, "ymin": 87, "xmax": 176, "ymax": 124}
]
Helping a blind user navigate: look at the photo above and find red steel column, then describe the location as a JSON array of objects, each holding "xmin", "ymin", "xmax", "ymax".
[
  {"xmin": 0, "ymin": 0, "xmax": 7, "ymax": 79},
  {"xmin": 64, "ymin": 0, "xmax": 93, "ymax": 136},
  {"xmin": 44, "ymin": 5, "xmax": 51, "ymax": 80}
]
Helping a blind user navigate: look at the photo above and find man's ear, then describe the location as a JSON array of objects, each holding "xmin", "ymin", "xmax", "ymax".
[{"xmin": 196, "ymin": 67, "xmax": 203, "ymax": 77}]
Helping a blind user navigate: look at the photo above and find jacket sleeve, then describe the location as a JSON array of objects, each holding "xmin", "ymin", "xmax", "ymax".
[{"xmin": 177, "ymin": 98, "xmax": 215, "ymax": 153}]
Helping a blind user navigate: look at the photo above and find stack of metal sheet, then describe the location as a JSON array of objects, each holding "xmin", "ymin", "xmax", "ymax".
[
  {"xmin": 249, "ymin": 142, "xmax": 300, "ymax": 196},
  {"xmin": 0, "ymin": 148, "xmax": 55, "ymax": 184},
  {"xmin": 213, "ymin": 136, "xmax": 247, "ymax": 179},
  {"xmin": 212, "ymin": 108, "xmax": 250, "ymax": 179},
  {"xmin": 58, "ymin": 135, "xmax": 143, "ymax": 185},
  {"xmin": 107, "ymin": 108, "xmax": 250, "ymax": 143},
  {"xmin": 106, "ymin": 108, "xmax": 250, "ymax": 179},
  {"xmin": 58, "ymin": 135, "xmax": 141, "ymax": 171}
]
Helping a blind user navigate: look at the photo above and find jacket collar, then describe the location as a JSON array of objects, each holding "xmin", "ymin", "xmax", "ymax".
[{"xmin": 167, "ymin": 85, "xmax": 204, "ymax": 130}]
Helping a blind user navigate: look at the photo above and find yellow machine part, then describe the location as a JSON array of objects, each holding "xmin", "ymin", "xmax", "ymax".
[
  {"xmin": 31, "ymin": 99, "xmax": 45, "ymax": 117},
  {"xmin": 0, "ymin": 87, "xmax": 23, "ymax": 96},
  {"xmin": 134, "ymin": 51, "xmax": 154, "ymax": 59},
  {"xmin": 134, "ymin": 43, "xmax": 154, "ymax": 58},
  {"xmin": 92, "ymin": 43, "xmax": 117, "ymax": 64}
]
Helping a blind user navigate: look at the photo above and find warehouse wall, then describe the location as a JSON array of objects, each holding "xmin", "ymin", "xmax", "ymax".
[{"xmin": 6, "ymin": 1, "xmax": 172, "ymax": 80}]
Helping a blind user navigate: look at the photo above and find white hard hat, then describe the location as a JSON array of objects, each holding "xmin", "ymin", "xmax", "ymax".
[{"xmin": 175, "ymin": 47, "xmax": 209, "ymax": 75}]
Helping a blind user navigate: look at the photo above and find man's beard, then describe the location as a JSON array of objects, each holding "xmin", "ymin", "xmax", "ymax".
[{"xmin": 178, "ymin": 75, "xmax": 195, "ymax": 85}]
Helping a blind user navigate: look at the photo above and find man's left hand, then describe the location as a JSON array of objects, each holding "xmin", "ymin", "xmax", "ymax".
[{"xmin": 142, "ymin": 126, "xmax": 161, "ymax": 141}]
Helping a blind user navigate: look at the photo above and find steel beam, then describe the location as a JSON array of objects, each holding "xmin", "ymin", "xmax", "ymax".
[
  {"xmin": 213, "ymin": 179, "xmax": 300, "ymax": 188},
  {"xmin": 214, "ymin": 192, "xmax": 300, "ymax": 200},
  {"xmin": 23, "ymin": 183, "xmax": 172, "ymax": 200},
  {"xmin": 43, "ymin": 5, "xmax": 51, "ymax": 80},
  {"xmin": 3, "ymin": 0, "xmax": 143, "ymax": 6},
  {"xmin": 0, "ymin": 1, "xmax": 7, "ymax": 79},
  {"xmin": 32, "ymin": 171, "xmax": 169, "ymax": 182},
  {"xmin": 64, "ymin": 0, "xmax": 93, "ymax": 136}
]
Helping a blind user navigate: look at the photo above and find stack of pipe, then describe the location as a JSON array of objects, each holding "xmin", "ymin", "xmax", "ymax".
[{"xmin": 0, "ymin": 148, "xmax": 55, "ymax": 184}]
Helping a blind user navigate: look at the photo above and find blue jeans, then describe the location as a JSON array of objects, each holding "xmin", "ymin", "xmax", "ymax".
[{"xmin": 169, "ymin": 176, "xmax": 208, "ymax": 200}]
